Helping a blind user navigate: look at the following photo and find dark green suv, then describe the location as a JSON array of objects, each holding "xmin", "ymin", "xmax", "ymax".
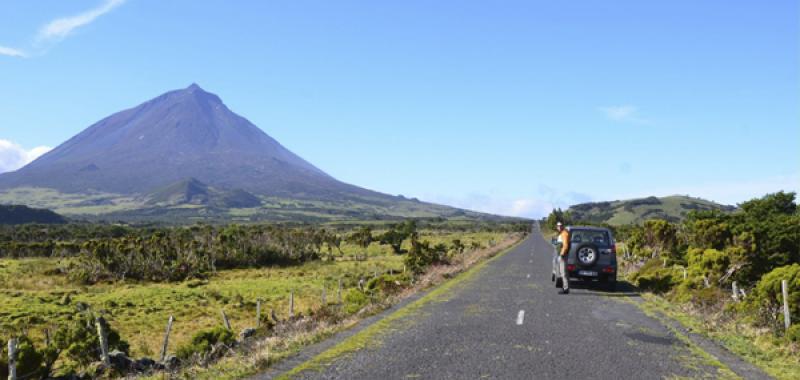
[{"xmin": 551, "ymin": 226, "xmax": 618, "ymax": 291}]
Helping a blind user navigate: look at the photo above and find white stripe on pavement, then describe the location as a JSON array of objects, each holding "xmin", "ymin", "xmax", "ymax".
[{"xmin": 516, "ymin": 310, "xmax": 525, "ymax": 325}]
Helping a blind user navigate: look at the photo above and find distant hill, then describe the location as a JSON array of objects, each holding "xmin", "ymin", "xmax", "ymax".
[
  {"xmin": 0, "ymin": 84, "xmax": 507, "ymax": 223},
  {"xmin": 567, "ymin": 195, "xmax": 736, "ymax": 226},
  {"xmin": 0, "ymin": 205, "xmax": 67, "ymax": 225}
]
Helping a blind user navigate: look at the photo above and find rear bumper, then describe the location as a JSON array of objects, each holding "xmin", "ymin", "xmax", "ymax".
[{"xmin": 567, "ymin": 270, "xmax": 616, "ymax": 281}]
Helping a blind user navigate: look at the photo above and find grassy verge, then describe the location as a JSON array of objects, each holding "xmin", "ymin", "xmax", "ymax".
[{"xmin": 631, "ymin": 293, "xmax": 800, "ymax": 380}]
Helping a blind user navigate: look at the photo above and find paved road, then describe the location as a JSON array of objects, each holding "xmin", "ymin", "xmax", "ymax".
[{"xmin": 281, "ymin": 225, "xmax": 765, "ymax": 379}]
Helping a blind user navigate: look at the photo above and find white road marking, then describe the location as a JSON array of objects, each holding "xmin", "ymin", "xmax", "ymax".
[{"xmin": 516, "ymin": 310, "xmax": 525, "ymax": 325}]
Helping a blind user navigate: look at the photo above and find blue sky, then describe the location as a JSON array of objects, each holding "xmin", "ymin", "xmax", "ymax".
[{"xmin": 0, "ymin": 0, "xmax": 798, "ymax": 217}]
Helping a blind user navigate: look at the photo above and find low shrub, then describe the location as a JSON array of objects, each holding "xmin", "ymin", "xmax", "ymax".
[
  {"xmin": 629, "ymin": 259, "xmax": 678, "ymax": 293},
  {"xmin": 176, "ymin": 326, "xmax": 236, "ymax": 360},
  {"xmin": 0, "ymin": 335, "xmax": 57, "ymax": 380},
  {"xmin": 749, "ymin": 264, "xmax": 800, "ymax": 332},
  {"xmin": 786, "ymin": 324, "xmax": 800, "ymax": 343},
  {"xmin": 53, "ymin": 313, "xmax": 129, "ymax": 369},
  {"xmin": 365, "ymin": 273, "xmax": 410, "ymax": 297},
  {"xmin": 343, "ymin": 289, "xmax": 369, "ymax": 315}
]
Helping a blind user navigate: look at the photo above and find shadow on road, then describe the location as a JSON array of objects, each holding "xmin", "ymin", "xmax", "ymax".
[{"xmin": 563, "ymin": 280, "xmax": 641, "ymax": 298}]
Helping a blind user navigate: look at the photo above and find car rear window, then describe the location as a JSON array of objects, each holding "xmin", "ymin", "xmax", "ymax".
[{"xmin": 570, "ymin": 229, "xmax": 610, "ymax": 245}]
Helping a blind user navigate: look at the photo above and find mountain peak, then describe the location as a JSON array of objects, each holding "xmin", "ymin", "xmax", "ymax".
[{"xmin": 0, "ymin": 84, "xmax": 343, "ymax": 196}]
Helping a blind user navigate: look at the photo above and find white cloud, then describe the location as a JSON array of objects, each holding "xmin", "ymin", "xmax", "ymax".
[
  {"xmin": 598, "ymin": 105, "xmax": 650, "ymax": 124},
  {"xmin": 421, "ymin": 187, "xmax": 593, "ymax": 219},
  {"xmin": 0, "ymin": 140, "xmax": 52, "ymax": 173},
  {"xmin": 0, "ymin": 46, "xmax": 27, "ymax": 58},
  {"xmin": 36, "ymin": 0, "xmax": 126, "ymax": 43}
]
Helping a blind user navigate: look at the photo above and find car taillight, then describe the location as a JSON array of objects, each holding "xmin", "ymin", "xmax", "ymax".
[
  {"xmin": 566, "ymin": 264, "xmax": 576, "ymax": 272},
  {"xmin": 602, "ymin": 267, "xmax": 615, "ymax": 273}
]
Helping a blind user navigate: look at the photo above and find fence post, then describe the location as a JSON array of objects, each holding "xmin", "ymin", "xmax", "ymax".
[
  {"xmin": 95, "ymin": 316, "xmax": 110, "ymax": 365},
  {"xmin": 256, "ymin": 300, "xmax": 262, "ymax": 328},
  {"xmin": 8, "ymin": 338, "xmax": 17, "ymax": 380},
  {"xmin": 782, "ymin": 280, "xmax": 791, "ymax": 331},
  {"xmin": 221, "ymin": 309, "xmax": 232, "ymax": 330},
  {"xmin": 160, "ymin": 315, "xmax": 174, "ymax": 362},
  {"xmin": 289, "ymin": 291, "xmax": 295, "ymax": 319},
  {"xmin": 732, "ymin": 281, "xmax": 739, "ymax": 301},
  {"xmin": 338, "ymin": 279, "xmax": 343, "ymax": 304}
]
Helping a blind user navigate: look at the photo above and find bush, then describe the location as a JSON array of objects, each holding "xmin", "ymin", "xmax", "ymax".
[
  {"xmin": 53, "ymin": 314, "xmax": 129, "ymax": 369},
  {"xmin": 786, "ymin": 324, "xmax": 800, "ymax": 343},
  {"xmin": 686, "ymin": 248, "xmax": 731, "ymax": 285},
  {"xmin": 749, "ymin": 264, "xmax": 800, "ymax": 332},
  {"xmin": 176, "ymin": 326, "xmax": 236, "ymax": 360},
  {"xmin": 629, "ymin": 259, "xmax": 678, "ymax": 293},
  {"xmin": 365, "ymin": 273, "xmax": 409, "ymax": 296},
  {"xmin": 404, "ymin": 239, "xmax": 448, "ymax": 274},
  {"xmin": 0, "ymin": 335, "xmax": 57, "ymax": 380},
  {"xmin": 343, "ymin": 289, "xmax": 369, "ymax": 314}
]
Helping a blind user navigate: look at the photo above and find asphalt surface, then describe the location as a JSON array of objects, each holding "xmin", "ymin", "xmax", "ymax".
[{"xmin": 276, "ymin": 225, "xmax": 770, "ymax": 380}]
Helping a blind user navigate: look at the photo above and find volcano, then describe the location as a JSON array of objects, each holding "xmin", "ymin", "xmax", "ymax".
[{"xmin": 1, "ymin": 84, "xmax": 380, "ymax": 199}]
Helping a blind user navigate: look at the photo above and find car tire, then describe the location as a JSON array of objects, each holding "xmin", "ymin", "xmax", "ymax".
[{"xmin": 574, "ymin": 243, "xmax": 599, "ymax": 267}]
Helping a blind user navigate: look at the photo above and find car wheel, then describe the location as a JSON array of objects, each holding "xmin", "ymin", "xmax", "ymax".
[{"xmin": 575, "ymin": 243, "xmax": 599, "ymax": 267}]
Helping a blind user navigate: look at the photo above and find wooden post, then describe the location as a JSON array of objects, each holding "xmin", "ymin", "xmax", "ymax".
[
  {"xmin": 256, "ymin": 300, "xmax": 262, "ymax": 328},
  {"xmin": 7, "ymin": 338, "xmax": 17, "ymax": 380},
  {"xmin": 732, "ymin": 282, "xmax": 739, "ymax": 301},
  {"xmin": 289, "ymin": 291, "xmax": 295, "ymax": 319},
  {"xmin": 95, "ymin": 317, "xmax": 110, "ymax": 365},
  {"xmin": 338, "ymin": 279, "xmax": 343, "ymax": 304},
  {"xmin": 221, "ymin": 309, "xmax": 232, "ymax": 330},
  {"xmin": 782, "ymin": 280, "xmax": 791, "ymax": 331},
  {"xmin": 160, "ymin": 315, "xmax": 174, "ymax": 362}
]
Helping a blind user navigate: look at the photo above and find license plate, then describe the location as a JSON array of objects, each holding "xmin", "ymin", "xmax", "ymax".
[{"xmin": 578, "ymin": 270, "xmax": 598, "ymax": 277}]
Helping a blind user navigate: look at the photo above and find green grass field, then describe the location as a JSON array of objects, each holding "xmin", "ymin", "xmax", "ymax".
[{"xmin": 0, "ymin": 231, "xmax": 507, "ymax": 362}]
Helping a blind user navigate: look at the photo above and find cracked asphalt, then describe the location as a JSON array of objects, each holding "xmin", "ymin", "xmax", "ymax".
[{"xmin": 278, "ymin": 224, "xmax": 768, "ymax": 380}]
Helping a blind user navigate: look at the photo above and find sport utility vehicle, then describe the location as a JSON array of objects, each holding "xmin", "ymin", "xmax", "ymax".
[{"xmin": 551, "ymin": 226, "xmax": 617, "ymax": 291}]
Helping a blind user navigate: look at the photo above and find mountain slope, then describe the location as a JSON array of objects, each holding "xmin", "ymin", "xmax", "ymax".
[
  {"xmin": 0, "ymin": 84, "xmax": 376, "ymax": 201},
  {"xmin": 0, "ymin": 205, "xmax": 67, "ymax": 225},
  {"xmin": 567, "ymin": 195, "xmax": 736, "ymax": 225}
]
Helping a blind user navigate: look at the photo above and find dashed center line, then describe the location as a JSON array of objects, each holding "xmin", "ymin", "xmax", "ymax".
[{"xmin": 516, "ymin": 310, "xmax": 525, "ymax": 325}]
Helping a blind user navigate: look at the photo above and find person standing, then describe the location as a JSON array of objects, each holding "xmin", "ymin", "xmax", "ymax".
[{"xmin": 556, "ymin": 222, "xmax": 570, "ymax": 294}]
